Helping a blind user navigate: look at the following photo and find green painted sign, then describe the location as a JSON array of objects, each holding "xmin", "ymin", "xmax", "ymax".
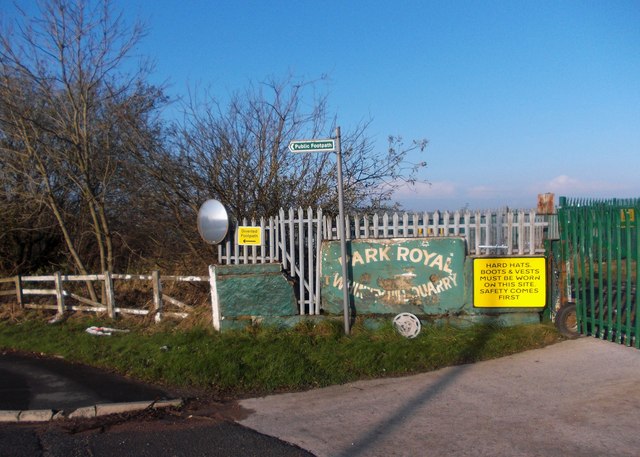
[
  {"xmin": 288, "ymin": 139, "xmax": 335, "ymax": 153},
  {"xmin": 321, "ymin": 238, "xmax": 466, "ymax": 315}
]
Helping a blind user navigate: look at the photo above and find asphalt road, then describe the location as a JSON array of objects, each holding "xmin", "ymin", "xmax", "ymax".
[
  {"xmin": 0, "ymin": 417, "xmax": 312, "ymax": 457},
  {"xmin": 2, "ymin": 338, "xmax": 640, "ymax": 456},
  {"xmin": 0, "ymin": 352, "xmax": 169, "ymax": 411},
  {"xmin": 0, "ymin": 351, "xmax": 311, "ymax": 456}
]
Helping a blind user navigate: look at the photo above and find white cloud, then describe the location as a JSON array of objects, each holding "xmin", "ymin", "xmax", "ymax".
[
  {"xmin": 540, "ymin": 175, "xmax": 634, "ymax": 196},
  {"xmin": 545, "ymin": 175, "xmax": 583, "ymax": 193}
]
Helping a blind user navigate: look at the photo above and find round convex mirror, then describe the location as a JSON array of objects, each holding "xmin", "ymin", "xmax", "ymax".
[{"xmin": 197, "ymin": 199, "xmax": 229, "ymax": 244}]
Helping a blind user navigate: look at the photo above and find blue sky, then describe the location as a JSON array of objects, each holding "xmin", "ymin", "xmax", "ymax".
[{"xmin": 4, "ymin": 1, "xmax": 640, "ymax": 211}]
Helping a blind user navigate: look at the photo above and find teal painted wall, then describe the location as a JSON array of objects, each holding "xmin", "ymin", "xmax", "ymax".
[
  {"xmin": 212, "ymin": 240, "xmax": 545, "ymax": 331},
  {"xmin": 321, "ymin": 238, "xmax": 545, "ymax": 321},
  {"xmin": 321, "ymin": 238, "xmax": 466, "ymax": 315},
  {"xmin": 215, "ymin": 264, "xmax": 297, "ymax": 318}
]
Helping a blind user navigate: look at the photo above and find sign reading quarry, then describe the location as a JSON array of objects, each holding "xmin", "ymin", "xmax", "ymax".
[
  {"xmin": 473, "ymin": 257, "xmax": 546, "ymax": 308},
  {"xmin": 321, "ymin": 238, "xmax": 465, "ymax": 315}
]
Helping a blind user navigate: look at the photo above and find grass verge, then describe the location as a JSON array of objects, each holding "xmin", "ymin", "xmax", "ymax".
[{"xmin": 0, "ymin": 312, "xmax": 563, "ymax": 398}]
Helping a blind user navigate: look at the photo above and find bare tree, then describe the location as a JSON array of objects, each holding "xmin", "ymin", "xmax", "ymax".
[
  {"xmin": 0, "ymin": 0, "xmax": 166, "ymax": 281},
  {"xmin": 164, "ymin": 76, "xmax": 427, "ymax": 224}
]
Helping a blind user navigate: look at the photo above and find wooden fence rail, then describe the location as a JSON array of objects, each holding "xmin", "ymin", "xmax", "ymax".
[{"xmin": 0, "ymin": 272, "xmax": 208, "ymax": 322}]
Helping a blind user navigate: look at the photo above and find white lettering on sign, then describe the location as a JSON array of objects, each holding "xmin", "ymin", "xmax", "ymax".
[{"xmin": 339, "ymin": 245, "xmax": 454, "ymax": 273}]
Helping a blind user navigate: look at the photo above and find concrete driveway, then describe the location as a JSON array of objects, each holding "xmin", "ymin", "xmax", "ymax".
[{"xmin": 239, "ymin": 338, "xmax": 640, "ymax": 457}]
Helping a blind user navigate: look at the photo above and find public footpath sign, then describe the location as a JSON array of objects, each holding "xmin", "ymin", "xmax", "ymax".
[{"xmin": 288, "ymin": 139, "xmax": 336, "ymax": 153}]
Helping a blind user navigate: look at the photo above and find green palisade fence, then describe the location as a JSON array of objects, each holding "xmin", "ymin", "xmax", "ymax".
[{"xmin": 558, "ymin": 197, "xmax": 639, "ymax": 347}]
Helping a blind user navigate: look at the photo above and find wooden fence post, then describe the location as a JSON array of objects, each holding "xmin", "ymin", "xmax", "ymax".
[
  {"xmin": 152, "ymin": 270, "xmax": 162, "ymax": 323},
  {"xmin": 209, "ymin": 265, "xmax": 221, "ymax": 331},
  {"xmin": 15, "ymin": 275, "xmax": 23, "ymax": 309},
  {"xmin": 54, "ymin": 271, "xmax": 65, "ymax": 315},
  {"xmin": 104, "ymin": 271, "xmax": 116, "ymax": 319}
]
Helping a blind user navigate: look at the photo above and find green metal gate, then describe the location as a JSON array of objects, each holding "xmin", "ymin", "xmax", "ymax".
[{"xmin": 557, "ymin": 197, "xmax": 639, "ymax": 347}]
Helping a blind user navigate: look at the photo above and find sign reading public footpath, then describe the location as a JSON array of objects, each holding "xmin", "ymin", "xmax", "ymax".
[
  {"xmin": 473, "ymin": 257, "xmax": 546, "ymax": 308},
  {"xmin": 288, "ymin": 139, "xmax": 336, "ymax": 153},
  {"xmin": 321, "ymin": 238, "xmax": 465, "ymax": 315}
]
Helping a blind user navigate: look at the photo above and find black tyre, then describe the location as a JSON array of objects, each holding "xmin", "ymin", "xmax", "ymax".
[{"xmin": 555, "ymin": 303, "xmax": 579, "ymax": 338}]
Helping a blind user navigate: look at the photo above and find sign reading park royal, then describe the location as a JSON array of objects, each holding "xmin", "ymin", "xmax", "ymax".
[
  {"xmin": 288, "ymin": 139, "xmax": 336, "ymax": 153},
  {"xmin": 321, "ymin": 238, "xmax": 465, "ymax": 315},
  {"xmin": 473, "ymin": 257, "xmax": 546, "ymax": 308}
]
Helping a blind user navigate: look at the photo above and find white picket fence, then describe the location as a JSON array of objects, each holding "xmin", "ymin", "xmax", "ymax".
[{"xmin": 218, "ymin": 208, "xmax": 557, "ymax": 315}]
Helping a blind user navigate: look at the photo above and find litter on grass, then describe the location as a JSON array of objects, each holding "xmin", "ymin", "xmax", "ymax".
[{"xmin": 85, "ymin": 326, "xmax": 130, "ymax": 336}]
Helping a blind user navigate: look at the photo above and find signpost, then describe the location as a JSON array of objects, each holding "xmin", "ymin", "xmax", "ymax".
[
  {"xmin": 288, "ymin": 129, "xmax": 351, "ymax": 335},
  {"xmin": 288, "ymin": 139, "xmax": 336, "ymax": 153}
]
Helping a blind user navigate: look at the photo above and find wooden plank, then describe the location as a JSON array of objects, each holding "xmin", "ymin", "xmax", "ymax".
[
  {"xmin": 68, "ymin": 292, "xmax": 103, "ymax": 308},
  {"xmin": 162, "ymin": 294, "xmax": 193, "ymax": 310},
  {"xmin": 529, "ymin": 210, "xmax": 536, "ymax": 255},
  {"xmin": 307, "ymin": 207, "xmax": 314, "ymax": 314},
  {"xmin": 16, "ymin": 276, "xmax": 23, "ymax": 308},
  {"xmin": 209, "ymin": 265, "xmax": 221, "ymax": 331},
  {"xmin": 24, "ymin": 304, "xmax": 58, "ymax": 310},
  {"xmin": 315, "ymin": 207, "xmax": 323, "ymax": 315},
  {"xmin": 298, "ymin": 207, "xmax": 305, "ymax": 314},
  {"xmin": 62, "ymin": 305, "xmax": 107, "ymax": 313},
  {"xmin": 288, "ymin": 208, "xmax": 295, "ymax": 278},
  {"xmin": 21, "ymin": 275, "xmax": 55, "ymax": 282},
  {"xmin": 161, "ymin": 276, "xmax": 208, "ymax": 281},
  {"xmin": 104, "ymin": 271, "xmax": 115, "ymax": 318},
  {"xmin": 152, "ymin": 270, "xmax": 162, "ymax": 323},
  {"xmin": 242, "ymin": 217, "xmax": 249, "ymax": 264},
  {"xmin": 54, "ymin": 272, "xmax": 64, "ymax": 314},
  {"xmin": 507, "ymin": 211, "xmax": 514, "ymax": 255},
  {"xmin": 271, "ymin": 215, "xmax": 278, "ymax": 262},
  {"xmin": 111, "ymin": 274, "xmax": 153, "ymax": 280},
  {"xmin": 62, "ymin": 274, "xmax": 103, "ymax": 281},
  {"xmin": 115, "ymin": 307, "xmax": 149, "ymax": 316},
  {"xmin": 163, "ymin": 312, "xmax": 189, "ymax": 319},
  {"xmin": 279, "ymin": 209, "xmax": 288, "ymax": 270},
  {"xmin": 22, "ymin": 289, "xmax": 57, "ymax": 295},
  {"xmin": 474, "ymin": 211, "xmax": 482, "ymax": 254}
]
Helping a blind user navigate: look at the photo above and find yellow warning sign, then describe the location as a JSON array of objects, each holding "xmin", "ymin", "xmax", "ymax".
[
  {"xmin": 237, "ymin": 226, "xmax": 262, "ymax": 246},
  {"xmin": 473, "ymin": 257, "xmax": 546, "ymax": 308}
]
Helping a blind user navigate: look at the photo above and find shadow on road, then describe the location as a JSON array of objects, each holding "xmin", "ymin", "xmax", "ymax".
[{"xmin": 338, "ymin": 325, "xmax": 497, "ymax": 457}]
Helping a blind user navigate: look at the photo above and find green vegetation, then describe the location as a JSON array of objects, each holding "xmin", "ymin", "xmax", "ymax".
[{"xmin": 0, "ymin": 313, "xmax": 562, "ymax": 398}]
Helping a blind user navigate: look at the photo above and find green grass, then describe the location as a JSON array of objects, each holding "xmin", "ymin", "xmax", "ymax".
[{"xmin": 0, "ymin": 312, "xmax": 562, "ymax": 397}]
